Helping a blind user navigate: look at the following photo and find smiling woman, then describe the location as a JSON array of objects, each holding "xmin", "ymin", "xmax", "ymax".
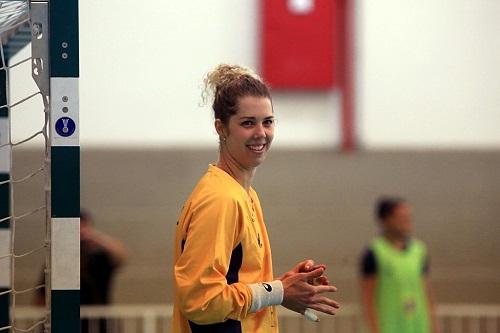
[
  {"xmin": 171, "ymin": 64, "xmax": 340, "ymax": 333},
  {"xmin": 215, "ymin": 95, "xmax": 274, "ymax": 171}
]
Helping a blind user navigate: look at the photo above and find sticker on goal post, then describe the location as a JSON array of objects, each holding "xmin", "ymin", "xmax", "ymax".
[
  {"xmin": 50, "ymin": 77, "xmax": 79, "ymax": 146},
  {"xmin": 51, "ymin": 218, "xmax": 80, "ymax": 290}
]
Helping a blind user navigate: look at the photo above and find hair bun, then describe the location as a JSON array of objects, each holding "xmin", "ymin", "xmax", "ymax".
[{"xmin": 202, "ymin": 64, "xmax": 262, "ymax": 105}]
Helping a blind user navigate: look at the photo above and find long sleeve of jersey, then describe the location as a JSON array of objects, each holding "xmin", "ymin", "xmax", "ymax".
[{"xmin": 175, "ymin": 190, "xmax": 252, "ymax": 324}]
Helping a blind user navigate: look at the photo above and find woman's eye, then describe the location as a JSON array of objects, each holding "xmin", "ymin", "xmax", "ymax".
[
  {"xmin": 263, "ymin": 119, "xmax": 274, "ymax": 127},
  {"xmin": 241, "ymin": 121, "xmax": 254, "ymax": 127}
]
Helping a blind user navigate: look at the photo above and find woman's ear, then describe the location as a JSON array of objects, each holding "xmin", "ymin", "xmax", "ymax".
[{"xmin": 214, "ymin": 119, "xmax": 226, "ymax": 139}]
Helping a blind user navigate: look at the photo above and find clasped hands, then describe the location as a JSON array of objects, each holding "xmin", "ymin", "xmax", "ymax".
[{"xmin": 278, "ymin": 259, "xmax": 340, "ymax": 318}]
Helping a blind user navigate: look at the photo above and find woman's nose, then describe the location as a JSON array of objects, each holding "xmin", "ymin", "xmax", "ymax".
[{"xmin": 253, "ymin": 123, "xmax": 266, "ymax": 138}]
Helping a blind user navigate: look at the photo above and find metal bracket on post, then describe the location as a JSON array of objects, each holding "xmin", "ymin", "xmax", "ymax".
[{"xmin": 30, "ymin": 1, "xmax": 49, "ymax": 97}]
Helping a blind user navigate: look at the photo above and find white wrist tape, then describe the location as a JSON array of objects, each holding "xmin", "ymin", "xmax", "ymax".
[{"xmin": 248, "ymin": 280, "xmax": 284, "ymax": 313}]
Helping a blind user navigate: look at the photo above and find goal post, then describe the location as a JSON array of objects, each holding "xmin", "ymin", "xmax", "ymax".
[
  {"xmin": 0, "ymin": 0, "xmax": 80, "ymax": 332},
  {"xmin": 47, "ymin": 0, "xmax": 80, "ymax": 332}
]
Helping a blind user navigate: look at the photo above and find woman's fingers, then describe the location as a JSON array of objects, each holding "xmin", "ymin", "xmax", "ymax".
[
  {"xmin": 313, "ymin": 284, "xmax": 338, "ymax": 293},
  {"xmin": 280, "ymin": 259, "xmax": 316, "ymax": 281},
  {"xmin": 281, "ymin": 260, "xmax": 340, "ymax": 318},
  {"xmin": 315, "ymin": 295, "xmax": 340, "ymax": 309},
  {"xmin": 299, "ymin": 268, "xmax": 337, "ymax": 290},
  {"xmin": 309, "ymin": 275, "xmax": 329, "ymax": 286},
  {"xmin": 307, "ymin": 303, "xmax": 340, "ymax": 315},
  {"xmin": 307, "ymin": 296, "xmax": 341, "ymax": 315},
  {"xmin": 316, "ymin": 275, "xmax": 329, "ymax": 285},
  {"xmin": 298, "ymin": 259, "xmax": 315, "ymax": 272},
  {"xmin": 301, "ymin": 266, "xmax": 327, "ymax": 281}
]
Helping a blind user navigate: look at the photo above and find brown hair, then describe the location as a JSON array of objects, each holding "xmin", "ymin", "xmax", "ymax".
[{"xmin": 203, "ymin": 64, "xmax": 272, "ymax": 126}]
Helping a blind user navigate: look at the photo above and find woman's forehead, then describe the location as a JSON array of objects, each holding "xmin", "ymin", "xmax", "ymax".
[{"xmin": 236, "ymin": 96, "xmax": 273, "ymax": 115}]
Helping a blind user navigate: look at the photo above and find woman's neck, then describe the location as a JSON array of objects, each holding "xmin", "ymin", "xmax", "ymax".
[{"xmin": 217, "ymin": 155, "xmax": 255, "ymax": 192}]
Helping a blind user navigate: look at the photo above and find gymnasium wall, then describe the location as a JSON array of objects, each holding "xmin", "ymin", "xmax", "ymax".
[
  {"xmin": 6, "ymin": 0, "xmax": 500, "ymax": 308},
  {"xmin": 357, "ymin": 0, "xmax": 500, "ymax": 148},
  {"xmin": 13, "ymin": 149, "xmax": 500, "ymax": 305},
  {"xmin": 8, "ymin": 0, "xmax": 500, "ymax": 149}
]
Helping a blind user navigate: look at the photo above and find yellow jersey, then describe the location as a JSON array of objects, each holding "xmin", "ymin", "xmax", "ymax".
[{"xmin": 172, "ymin": 164, "xmax": 279, "ymax": 333}]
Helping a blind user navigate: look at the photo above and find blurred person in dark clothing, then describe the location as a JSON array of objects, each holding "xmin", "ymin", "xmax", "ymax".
[
  {"xmin": 79, "ymin": 210, "xmax": 127, "ymax": 305},
  {"xmin": 80, "ymin": 210, "xmax": 127, "ymax": 333}
]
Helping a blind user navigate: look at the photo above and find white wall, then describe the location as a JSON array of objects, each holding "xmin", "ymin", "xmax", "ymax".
[
  {"xmin": 357, "ymin": 0, "xmax": 500, "ymax": 149},
  {"xmin": 8, "ymin": 0, "xmax": 500, "ymax": 149}
]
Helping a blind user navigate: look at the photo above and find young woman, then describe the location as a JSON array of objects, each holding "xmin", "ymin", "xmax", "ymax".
[{"xmin": 172, "ymin": 64, "xmax": 339, "ymax": 332}]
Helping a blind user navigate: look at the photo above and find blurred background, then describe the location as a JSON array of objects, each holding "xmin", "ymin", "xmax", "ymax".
[{"xmin": 4, "ymin": 0, "xmax": 500, "ymax": 331}]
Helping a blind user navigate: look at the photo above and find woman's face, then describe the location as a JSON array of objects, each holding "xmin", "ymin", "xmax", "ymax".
[{"xmin": 219, "ymin": 95, "xmax": 274, "ymax": 169}]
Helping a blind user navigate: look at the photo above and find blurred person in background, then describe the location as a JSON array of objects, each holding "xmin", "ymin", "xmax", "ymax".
[
  {"xmin": 360, "ymin": 197, "xmax": 440, "ymax": 333},
  {"xmin": 79, "ymin": 209, "xmax": 128, "ymax": 306},
  {"xmin": 80, "ymin": 209, "xmax": 128, "ymax": 333}
]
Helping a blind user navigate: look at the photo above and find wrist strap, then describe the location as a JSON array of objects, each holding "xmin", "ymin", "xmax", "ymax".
[{"xmin": 248, "ymin": 280, "xmax": 284, "ymax": 313}]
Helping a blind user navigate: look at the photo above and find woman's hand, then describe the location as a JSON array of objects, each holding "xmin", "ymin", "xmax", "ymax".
[
  {"xmin": 279, "ymin": 259, "xmax": 330, "ymax": 286},
  {"xmin": 278, "ymin": 260, "xmax": 340, "ymax": 316}
]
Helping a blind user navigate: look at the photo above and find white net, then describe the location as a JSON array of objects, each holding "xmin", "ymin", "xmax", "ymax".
[
  {"xmin": 1, "ymin": 1, "xmax": 51, "ymax": 332},
  {"xmin": 0, "ymin": 1, "xmax": 29, "ymax": 37}
]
